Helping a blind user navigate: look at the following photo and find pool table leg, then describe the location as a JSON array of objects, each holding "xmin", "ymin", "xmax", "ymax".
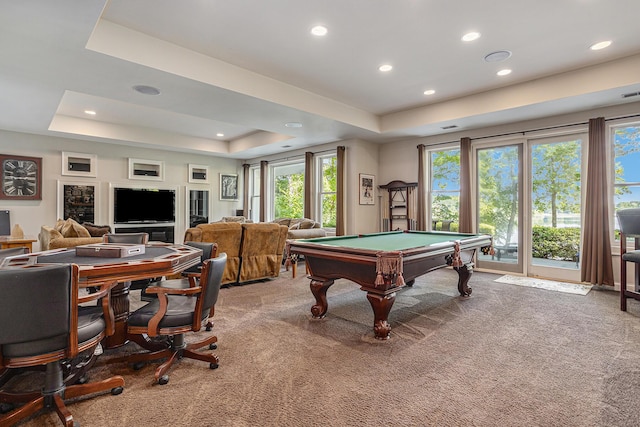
[
  {"xmin": 366, "ymin": 292, "xmax": 396, "ymax": 340},
  {"xmin": 454, "ymin": 262, "xmax": 474, "ymax": 296},
  {"xmin": 310, "ymin": 278, "xmax": 335, "ymax": 318}
]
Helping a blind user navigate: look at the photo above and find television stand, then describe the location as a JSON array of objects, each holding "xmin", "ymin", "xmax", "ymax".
[{"xmin": 114, "ymin": 225, "xmax": 175, "ymax": 243}]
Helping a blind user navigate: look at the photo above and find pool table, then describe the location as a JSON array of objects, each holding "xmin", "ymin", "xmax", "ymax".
[{"xmin": 287, "ymin": 230, "xmax": 493, "ymax": 340}]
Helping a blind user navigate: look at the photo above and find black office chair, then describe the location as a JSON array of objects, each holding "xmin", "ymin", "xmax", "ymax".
[
  {"xmin": 0, "ymin": 264, "xmax": 124, "ymax": 426},
  {"xmin": 111, "ymin": 253, "xmax": 226, "ymax": 385},
  {"xmin": 617, "ymin": 208, "xmax": 640, "ymax": 311}
]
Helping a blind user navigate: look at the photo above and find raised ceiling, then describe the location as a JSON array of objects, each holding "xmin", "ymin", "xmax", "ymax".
[{"xmin": 1, "ymin": 0, "xmax": 639, "ymax": 159}]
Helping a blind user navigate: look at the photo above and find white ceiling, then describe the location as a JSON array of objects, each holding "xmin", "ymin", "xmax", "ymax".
[{"xmin": 1, "ymin": 0, "xmax": 639, "ymax": 159}]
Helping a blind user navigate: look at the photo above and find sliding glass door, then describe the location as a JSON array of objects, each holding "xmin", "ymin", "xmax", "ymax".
[
  {"xmin": 475, "ymin": 142, "xmax": 523, "ymax": 273},
  {"xmin": 474, "ymin": 135, "xmax": 584, "ymax": 281},
  {"xmin": 528, "ymin": 136, "xmax": 583, "ymax": 281}
]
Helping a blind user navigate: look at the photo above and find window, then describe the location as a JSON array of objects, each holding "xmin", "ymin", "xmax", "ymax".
[
  {"xmin": 429, "ymin": 148, "xmax": 460, "ymax": 230},
  {"xmin": 317, "ymin": 154, "xmax": 337, "ymax": 228},
  {"xmin": 248, "ymin": 166, "xmax": 260, "ymax": 222},
  {"xmin": 613, "ymin": 124, "xmax": 640, "ymax": 236},
  {"xmin": 272, "ymin": 160, "xmax": 305, "ymax": 219}
]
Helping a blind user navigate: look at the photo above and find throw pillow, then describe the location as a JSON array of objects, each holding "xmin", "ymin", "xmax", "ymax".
[
  {"xmin": 82, "ymin": 222, "xmax": 112, "ymax": 237},
  {"xmin": 298, "ymin": 219, "xmax": 316, "ymax": 229},
  {"xmin": 60, "ymin": 218, "xmax": 91, "ymax": 238},
  {"xmin": 222, "ymin": 216, "xmax": 246, "ymax": 223},
  {"xmin": 272, "ymin": 218, "xmax": 291, "ymax": 227}
]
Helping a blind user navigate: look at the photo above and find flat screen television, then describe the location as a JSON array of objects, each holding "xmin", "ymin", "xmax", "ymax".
[{"xmin": 113, "ymin": 187, "xmax": 175, "ymax": 224}]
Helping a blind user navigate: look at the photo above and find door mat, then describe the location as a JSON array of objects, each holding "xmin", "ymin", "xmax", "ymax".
[{"xmin": 495, "ymin": 275, "xmax": 592, "ymax": 295}]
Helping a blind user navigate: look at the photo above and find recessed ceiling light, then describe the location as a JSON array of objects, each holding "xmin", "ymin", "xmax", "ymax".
[
  {"xmin": 132, "ymin": 85, "xmax": 161, "ymax": 95},
  {"xmin": 497, "ymin": 69, "xmax": 512, "ymax": 76},
  {"xmin": 311, "ymin": 25, "xmax": 328, "ymax": 36},
  {"xmin": 590, "ymin": 40, "xmax": 612, "ymax": 50},
  {"xmin": 378, "ymin": 64, "xmax": 393, "ymax": 72},
  {"xmin": 462, "ymin": 32, "xmax": 481, "ymax": 42},
  {"xmin": 484, "ymin": 50, "xmax": 512, "ymax": 62},
  {"xmin": 84, "ymin": 110, "xmax": 96, "ymax": 115},
  {"xmin": 216, "ymin": 133, "xmax": 224, "ymax": 137},
  {"xmin": 285, "ymin": 122, "xmax": 303, "ymax": 128},
  {"xmin": 423, "ymin": 89, "xmax": 435, "ymax": 96}
]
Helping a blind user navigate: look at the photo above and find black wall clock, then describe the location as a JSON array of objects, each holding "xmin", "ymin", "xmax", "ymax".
[{"xmin": 0, "ymin": 154, "xmax": 42, "ymax": 200}]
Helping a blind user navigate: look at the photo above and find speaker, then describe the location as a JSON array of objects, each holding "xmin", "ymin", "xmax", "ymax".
[
  {"xmin": 133, "ymin": 169, "xmax": 159, "ymax": 177},
  {"xmin": 68, "ymin": 162, "xmax": 91, "ymax": 172},
  {"xmin": 192, "ymin": 171, "xmax": 207, "ymax": 180}
]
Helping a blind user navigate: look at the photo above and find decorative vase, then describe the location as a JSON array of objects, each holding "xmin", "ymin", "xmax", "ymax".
[{"xmin": 11, "ymin": 224, "xmax": 24, "ymax": 238}]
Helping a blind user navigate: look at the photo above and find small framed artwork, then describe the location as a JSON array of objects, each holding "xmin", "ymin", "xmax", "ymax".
[
  {"xmin": 62, "ymin": 151, "xmax": 97, "ymax": 177},
  {"xmin": 188, "ymin": 164, "xmax": 209, "ymax": 184},
  {"xmin": 57, "ymin": 181, "xmax": 100, "ymax": 224},
  {"xmin": 0, "ymin": 154, "xmax": 42, "ymax": 200},
  {"xmin": 359, "ymin": 173, "xmax": 375, "ymax": 205},
  {"xmin": 220, "ymin": 173, "xmax": 238, "ymax": 201}
]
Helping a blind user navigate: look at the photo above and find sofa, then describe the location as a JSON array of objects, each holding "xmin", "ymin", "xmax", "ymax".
[
  {"xmin": 38, "ymin": 219, "xmax": 111, "ymax": 251},
  {"xmin": 183, "ymin": 222, "xmax": 288, "ymax": 285},
  {"xmin": 271, "ymin": 218, "xmax": 327, "ymax": 240}
]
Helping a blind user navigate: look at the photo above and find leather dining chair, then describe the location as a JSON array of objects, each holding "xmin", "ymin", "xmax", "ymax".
[
  {"xmin": 102, "ymin": 232, "xmax": 149, "ymax": 245},
  {"xmin": 0, "ymin": 263, "xmax": 125, "ymax": 426},
  {"xmin": 0, "ymin": 247, "xmax": 28, "ymax": 264},
  {"xmin": 102, "ymin": 232, "xmax": 153, "ymax": 295},
  {"xmin": 181, "ymin": 241, "xmax": 217, "ymax": 331},
  {"xmin": 111, "ymin": 253, "xmax": 226, "ymax": 385},
  {"xmin": 617, "ymin": 208, "xmax": 640, "ymax": 311}
]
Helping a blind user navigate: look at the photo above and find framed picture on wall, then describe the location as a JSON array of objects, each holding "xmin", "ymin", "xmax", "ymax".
[
  {"xmin": 0, "ymin": 154, "xmax": 42, "ymax": 200},
  {"xmin": 359, "ymin": 173, "xmax": 375, "ymax": 205},
  {"xmin": 220, "ymin": 173, "xmax": 238, "ymax": 201},
  {"xmin": 57, "ymin": 180, "xmax": 99, "ymax": 224}
]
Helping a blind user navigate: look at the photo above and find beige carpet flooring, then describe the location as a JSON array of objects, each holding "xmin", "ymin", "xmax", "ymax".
[{"xmin": 7, "ymin": 266, "xmax": 640, "ymax": 426}]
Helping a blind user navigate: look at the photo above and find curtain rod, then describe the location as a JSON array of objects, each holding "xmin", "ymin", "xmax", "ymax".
[
  {"xmin": 243, "ymin": 147, "xmax": 337, "ymax": 167},
  {"xmin": 419, "ymin": 113, "xmax": 640, "ymax": 148}
]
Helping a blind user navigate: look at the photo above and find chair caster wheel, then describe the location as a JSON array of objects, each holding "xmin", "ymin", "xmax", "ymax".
[
  {"xmin": 205, "ymin": 326, "xmax": 212, "ymax": 331},
  {"xmin": 133, "ymin": 362, "xmax": 145, "ymax": 370},
  {"xmin": 111, "ymin": 386, "xmax": 124, "ymax": 395},
  {"xmin": 158, "ymin": 375, "xmax": 169, "ymax": 385},
  {"xmin": 209, "ymin": 343, "xmax": 217, "ymax": 350},
  {"xmin": 210, "ymin": 363, "xmax": 219, "ymax": 369}
]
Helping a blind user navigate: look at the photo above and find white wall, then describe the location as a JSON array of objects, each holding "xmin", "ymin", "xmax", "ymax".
[{"xmin": 0, "ymin": 130, "xmax": 242, "ymax": 250}]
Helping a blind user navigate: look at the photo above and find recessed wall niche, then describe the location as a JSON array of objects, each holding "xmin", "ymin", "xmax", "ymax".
[
  {"xmin": 188, "ymin": 164, "xmax": 209, "ymax": 183},
  {"xmin": 62, "ymin": 152, "xmax": 97, "ymax": 177},
  {"xmin": 128, "ymin": 158, "xmax": 164, "ymax": 181}
]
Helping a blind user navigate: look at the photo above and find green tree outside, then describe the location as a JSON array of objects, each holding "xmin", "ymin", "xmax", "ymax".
[{"xmin": 274, "ymin": 173, "xmax": 304, "ymax": 219}]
